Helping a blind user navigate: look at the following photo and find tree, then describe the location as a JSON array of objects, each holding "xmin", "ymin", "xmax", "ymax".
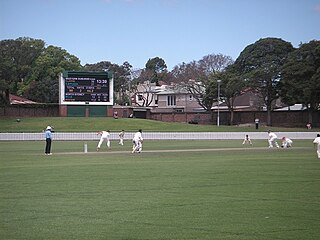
[
  {"xmin": 22, "ymin": 45, "xmax": 82, "ymax": 103},
  {"xmin": 145, "ymin": 57, "xmax": 167, "ymax": 85},
  {"xmin": 233, "ymin": 38, "xmax": 294, "ymax": 126},
  {"xmin": 135, "ymin": 81, "xmax": 157, "ymax": 107},
  {"xmin": 170, "ymin": 54, "xmax": 233, "ymax": 111},
  {"xmin": 280, "ymin": 40, "xmax": 320, "ymax": 124},
  {"xmin": 0, "ymin": 37, "xmax": 45, "ymax": 104},
  {"xmin": 171, "ymin": 61, "xmax": 205, "ymax": 84},
  {"xmin": 207, "ymin": 68, "xmax": 245, "ymax": 125},
  {"xmin": 171, "ymin": 54, "xmax": 234, "ymax": 84},
  {"xmin": 199, "ymin": 53, "xmax": 234, "ymax": 74},
  {"xmin": 130, "ymin": 70, "xmax": 157, "ymax": 107},
  {"xmin": 84, "ymin": 61, "xmax": 132, "ymax": 105}
]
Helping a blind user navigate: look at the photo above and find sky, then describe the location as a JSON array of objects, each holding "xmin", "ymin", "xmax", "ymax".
[{"xmin": 1, "ymin": 0, "xmax": 319, "ymax": 70}]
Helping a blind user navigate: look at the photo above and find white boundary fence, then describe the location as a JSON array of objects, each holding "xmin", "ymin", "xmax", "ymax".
[{"xmin": 0, "ymin": 132, "xmax": 317, "ymax": 141}]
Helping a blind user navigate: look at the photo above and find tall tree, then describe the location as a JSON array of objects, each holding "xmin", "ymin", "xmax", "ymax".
[
  {"xmin": 145, "ymin": 57, "xmax": 167, "ymax": 85},
  {"xmin": 233, "ymin": 38, "xmax": 294, "ymax": 126},
  {"xmin": 170, "ymin": 54, "xmax": 233, "ymax": 111},
  {"xmin": 280, "ymin": 40, "xmax": 320, "ymax": 124},
  {"xmin": 0, "ymin": 37, "xmax": 45, "ymax": 104},
  {"xmin": 171, "ymin": 61, "xmax": 205, "ymax": 84},
  {"xmin": 170, "ymin": 61, "xmax": 209, "ymax": 109},
  {"xmin": 22, "ymin": 45, "xmax": 82, "ymax": 103},
  {"xmin": 199, "ymin": 53, "xmax": 234, "ymax": 74}
]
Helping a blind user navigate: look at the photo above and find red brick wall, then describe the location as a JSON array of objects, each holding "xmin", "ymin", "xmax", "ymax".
[
  {"xmin": 150, "ymin": 112, "xmax": 212, "ymax": 124},
  {"xmin": 0, "ymin": 105, "xmax": 59, "ymax": 117},
  {"xmin": 0, "ymin": 105, "xmax": 318, "ymax": 127},
  {"xmin": 150, "ymin": 111, "xmax": 319, "ymax": 127},
  {"xmin": 59, "ymin": 105, "xmax": 67, "ymax": 117},
  {"xmin": 112, "ymin": 107, "xmax": 133, "ymax": 118}
]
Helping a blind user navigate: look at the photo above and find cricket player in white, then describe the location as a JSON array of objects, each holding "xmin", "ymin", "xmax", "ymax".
[
  {"xmin": 313, "ymin": 134, "xmax": 320, "ymax": 159},
  {"xmin": 242, "ymin": 134, "xmax": 253, "ymax": 146},
  {"xmin": 281, "ymin": 137, "xmax": 293, "ymax": 148},
  {"xmin": 96, "ymin": 130, "xmax": 111, "ymax": 151},
  {"xmin": 132, "ymin": 129, "xmax": 143, "ymax": 153},
  {"xmin": 118, "ymin": 130, "xmax": 124, "ymax": 145},
  {"xmin": 268, "ymin": 130, "xmax": 279, "ymax": 148}
]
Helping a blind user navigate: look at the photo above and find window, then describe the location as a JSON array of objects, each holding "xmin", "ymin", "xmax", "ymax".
[
  {"xmin": 167, "ymin": 95, "xmax": 176, "ymax": 106},
  {"xmin": 174, "ymin": 108, "xmax": 184, "ymax": 113},
  {"xmin": 189, "ymin": 95, "xmax": 193, "ymax": 101},
  {"xmin": 138, "ymin": 95, "xmax": 143, "ymax": 101}
]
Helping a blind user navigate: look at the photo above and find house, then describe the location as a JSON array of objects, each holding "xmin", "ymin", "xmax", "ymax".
[
  {"xmin": 274, "ymin": 104, "xmax": 306, "ymax": 111},
  {"xmin": 131, "ymin": 82, "xmax": 282, "ymax": 114},
  {"xmin": 131, "ymin": 81, "xmax": 164, "ymax": 107},
  {"xmin": 211, "ymin": 89, "xmax": 263, "ymax": 112},
  {"xmin": 155, "ymin": 86, "xmax": 203, "ymax": 113},
  {"xmin": 131, "ymin": 82, "xmax": 204, "ymax": 112},
  {"xmin": 9, "ymin": 94, "xmax": 36, "ymax": 105}
]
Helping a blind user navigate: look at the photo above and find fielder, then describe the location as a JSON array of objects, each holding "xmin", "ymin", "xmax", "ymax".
[
  {"xmin": 281, "ymin": 137, "xmax": 293, "ymax": 148},
  {"xmin": 119, "ymin": 130, "xmax": 124, "ymax": 146},
  {"xmin": 313, "ymin": 134, "xmax": 320, "ymax": 159},
  {"xmin": 96, "ymin": 130, "xmax": 111, "ymax": 151},
  {"xmin": 242, "ymin": 134, "xmax": 253, "ymax": 146},
  {"xmin": 132, "ymin": 129, "xmax": 143, "ymax": 153},
  {"xmin": 268, "ymin": 130, "xmax": 279, "ymax": 148}
]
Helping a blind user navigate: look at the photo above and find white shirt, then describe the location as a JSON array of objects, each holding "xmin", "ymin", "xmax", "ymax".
[
  {"xmin": 100, "ymin": 131, "xmax": 110, "ymax": 139},
  {"xmin": 283, "ymin": 137, "xmax": 292, "ymax": 143},
  {"xmin": 133, "ymin": 131, "xmax": 143, "ymax": 142},
  {"xmin": 313, "ymin": 137, "xmax": 320, "ymax": 150},
  {"xmin": 119, "ymin": 131, "xmax": 124, "ymax": 138},
  {"xmin": 268, "ymin": 132, "xmax": 277, "ymax": 139}
]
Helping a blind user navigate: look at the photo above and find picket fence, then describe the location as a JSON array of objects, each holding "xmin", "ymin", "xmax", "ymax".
[{"xmin": 0, "ymin": 132, "xmax": 316, "ymax": 141}]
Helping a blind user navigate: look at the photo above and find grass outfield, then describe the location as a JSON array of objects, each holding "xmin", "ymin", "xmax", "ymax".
[
  {"xmin": 0, "ymin": 140, "xmax": 319, "ymax": 240},
  {"xmin": 0, "ymin": 117, "xmax": 317, "ymax": 132}
]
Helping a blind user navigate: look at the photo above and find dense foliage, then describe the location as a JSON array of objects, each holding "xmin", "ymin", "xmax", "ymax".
[
  {"xmin": 232, "ymin": 38, "xmax": 295, "ymax": 125},
  {"xmin": 0, "ymin": 37, "xmax": 319, "ymax": 125},
  {"xmin": 280, "ymin": 40, "xmax": 320, "ymax": 123}
]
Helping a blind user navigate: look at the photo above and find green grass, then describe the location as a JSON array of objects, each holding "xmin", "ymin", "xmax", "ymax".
[
  {"xmin": 1, "ymin": 140, "xmax": 319, "ymax": 240},
  {"xmin": 0, "ymin": 117, "xmax": 317, "ymax": 132}
]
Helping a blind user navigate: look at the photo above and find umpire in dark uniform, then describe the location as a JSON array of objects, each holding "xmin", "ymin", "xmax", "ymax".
[{"xmin": 45, "ymin": 126, "xmax": 53, "ymax": 155}]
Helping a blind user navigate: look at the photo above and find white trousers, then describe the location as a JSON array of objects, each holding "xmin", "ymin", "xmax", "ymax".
[
  {"xmin": 268, "ymin": 137, "xmax": 279, "ymax": 148},
  {"xmin": 132, "ymin": 139, "xmax": 142, "ymax": 153},
  {"xmin": 97, "ymin": 137, "xmax": 110, "ymax": 148}
]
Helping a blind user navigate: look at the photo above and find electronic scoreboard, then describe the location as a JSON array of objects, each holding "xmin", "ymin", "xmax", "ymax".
[{"xmin": 59, "ymin": 71, "xmax": 113, "ymax": 105}]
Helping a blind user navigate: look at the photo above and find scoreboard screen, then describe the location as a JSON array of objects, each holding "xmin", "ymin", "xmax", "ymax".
[
  {"xmin": 65, "ymin": 77, "xmax": 109, "ymax": 102},
  {"xmin": 59, "ymin": 71, "xmax": 113, "ymax": 105}
]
